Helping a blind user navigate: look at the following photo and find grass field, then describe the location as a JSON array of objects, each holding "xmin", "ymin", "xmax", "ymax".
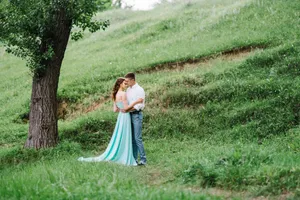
[{"xmin": 1, "ymin": 0, "xmax": 300, "ymax": 199}]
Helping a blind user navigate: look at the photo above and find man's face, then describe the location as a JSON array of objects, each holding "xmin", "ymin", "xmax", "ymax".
[{"xmin": 125, "ymin": 78, "xmax": 135, "ymax": 87}]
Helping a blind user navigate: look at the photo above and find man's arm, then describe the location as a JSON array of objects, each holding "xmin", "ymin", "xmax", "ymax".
[
  {"xmin": 127, "ymin": 107, "xmax": 136, "ymax": 112},
  {"xmin": 123, "ymin": 98, "xmax": 143, "ymax": 112}
]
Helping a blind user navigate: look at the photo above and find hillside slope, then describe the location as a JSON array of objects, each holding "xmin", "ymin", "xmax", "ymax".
[{"xmin": 1, "ymin": 0, "xmax": 300, "ymax": 199}]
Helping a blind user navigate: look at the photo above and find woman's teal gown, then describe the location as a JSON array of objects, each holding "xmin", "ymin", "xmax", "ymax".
[{"xmin": 78, "ymin": 102, "xmax": 137, "ymax": 166}]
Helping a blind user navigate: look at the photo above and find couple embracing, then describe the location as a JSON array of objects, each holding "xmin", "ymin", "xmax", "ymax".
[{"xmin": 78, "ymin": 72, "xmax": 147, "ymax": 166}]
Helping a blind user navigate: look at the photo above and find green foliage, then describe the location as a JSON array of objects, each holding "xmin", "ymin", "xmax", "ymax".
[
  {"xmin": 96, "ymin": 0, "xmax": 112, "ymax": 11},
  {"xmin": 0, "ymin": 0, "xmax": 109, "ymax": 75},
  {"xmin": 1, "ymin": 0, "xmax": 300, "ymax": 199},
  {"xmin": 181, "ymin": 144, "xmax": 300, "ymax": 195},
  {"xmin": 12, "ymin": 99, "xmax": 30, "ymax": 124},
  {"xmin": 0, "ymin": 140, "xmax": 81, "ymax": 169},
  {"xmin": 144, "ymin": 43, "xmax": 300, "ymax": 140},
  {"xmin": 59, "ymin": 112, "xmax": 116, "ymax": 150}
]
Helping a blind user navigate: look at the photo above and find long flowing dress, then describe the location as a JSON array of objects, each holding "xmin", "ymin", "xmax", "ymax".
[{"xmin": 78, "ymin": 102, "xmax": 137, "ymax": 166}]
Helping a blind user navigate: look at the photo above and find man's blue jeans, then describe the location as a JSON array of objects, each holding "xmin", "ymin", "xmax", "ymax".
[{"xmin": 130, "ymin": 111, "xmax": 146, "ymax": 164}]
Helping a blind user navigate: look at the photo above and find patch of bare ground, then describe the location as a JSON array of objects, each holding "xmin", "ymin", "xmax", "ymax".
[
  {"xmin": 57, "ymin": 96, "xmax": 110, "ymax": 120},
  {"xmin": 57, "ymin": 45, "xmax": 265, "ymax": 120},
  {"xmin": 146, "ymin": 171, "xmax": 163, "ymax": 186},
  {"xmin": 136, "ymin": 45, "xmax": 265, "ymax": 73}
]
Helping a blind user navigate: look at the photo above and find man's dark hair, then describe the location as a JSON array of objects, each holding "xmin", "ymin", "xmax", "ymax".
[{"xmin": 125, "ymin": 72, "xmax": 135, "ymax": 80}]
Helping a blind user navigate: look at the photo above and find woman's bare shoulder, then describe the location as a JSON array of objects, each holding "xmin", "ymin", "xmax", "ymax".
[
  {"xmin": 117, "ymin": 91, "xmax": 126, "ymax": 96},
  {"xmin": 116, "ymin": 91, "xmax": 126, "ymax": 101},
  {"xmin": 116, "ymin": 91, "xmax": 126, "ymax": 95}
]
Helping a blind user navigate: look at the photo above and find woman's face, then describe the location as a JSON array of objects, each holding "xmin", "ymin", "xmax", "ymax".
[{"xmin": 120, "ymin": 81, "xmax": 127, "ymax": 90}]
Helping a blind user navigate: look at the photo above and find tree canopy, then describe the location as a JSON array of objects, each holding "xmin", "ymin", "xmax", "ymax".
[{"xmin": 0, "ymin": 0, "xmax": 109, "ymax": 76}]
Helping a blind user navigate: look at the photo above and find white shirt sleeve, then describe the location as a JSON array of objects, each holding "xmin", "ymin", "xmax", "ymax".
[
  {"xmin": 136, "ymin": 87, "xmax": 145, "ymax": 99},
  {"xmin": 133, "ymin": 87, "xmax": 145, "ymax": 111}
]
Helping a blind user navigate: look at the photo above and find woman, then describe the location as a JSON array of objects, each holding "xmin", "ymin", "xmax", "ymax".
[{"xmin": 78, "ymin": 77, "xmax": 142, "ymax": 166}]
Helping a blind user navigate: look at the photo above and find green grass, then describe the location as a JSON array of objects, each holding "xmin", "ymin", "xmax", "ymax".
[
  {"xmin": 0, "ymin": 141, "xmax": 227, "ymax": 200},
  {"xmin": 1, "ymin": 0, "xmax": 300, "ymax": 199}
]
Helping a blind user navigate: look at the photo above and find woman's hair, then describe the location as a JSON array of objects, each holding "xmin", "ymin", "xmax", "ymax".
[{"xmin": 112, "ymin": 77, "xmax": 125, "ymax": 101}]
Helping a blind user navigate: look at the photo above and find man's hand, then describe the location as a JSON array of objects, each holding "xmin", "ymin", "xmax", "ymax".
[{"xmin": 120, "ymin": 109, "xmax": 126, "ymax": 113}]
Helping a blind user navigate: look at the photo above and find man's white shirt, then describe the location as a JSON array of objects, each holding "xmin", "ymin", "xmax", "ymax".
[{"xmin": 126, "ymin": 83, "xmax": 145, "ymax": 111}]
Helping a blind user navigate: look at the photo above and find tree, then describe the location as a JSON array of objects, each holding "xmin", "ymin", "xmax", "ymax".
[
  {"xmin": 0, "ymin": 0, "xmax": 109, "ymax": 148},
  {"xmin": 112, "ymin": 0, "xmax": 122, "ymax": 8},
  {"xmin": 96, "ymin": 0, "xmax": 112, "ymax": 11}
]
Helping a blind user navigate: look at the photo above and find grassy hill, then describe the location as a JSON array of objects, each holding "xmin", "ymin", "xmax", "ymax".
[{"xmin": 0, "ymin": 0, "xmax": 300, "ymax": 199}]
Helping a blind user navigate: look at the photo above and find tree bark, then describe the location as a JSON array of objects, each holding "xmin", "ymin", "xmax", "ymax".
[{"xmin": 24, "ymin": 7, "xmax": 72, "ymax": 148}]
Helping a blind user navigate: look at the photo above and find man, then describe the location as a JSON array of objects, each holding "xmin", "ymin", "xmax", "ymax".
[{"xmin": 123, "ymin": 72, "xmax": 147, "ymax": 166}]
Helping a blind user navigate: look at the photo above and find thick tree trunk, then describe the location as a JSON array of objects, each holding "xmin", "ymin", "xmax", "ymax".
[
  {"xmin": 24, "ymin": 7, "xmax": 72, "ymax": 148},
  {"xmin": 25, "ymin": 61, "xmax": 60, "ymax": 148}
]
